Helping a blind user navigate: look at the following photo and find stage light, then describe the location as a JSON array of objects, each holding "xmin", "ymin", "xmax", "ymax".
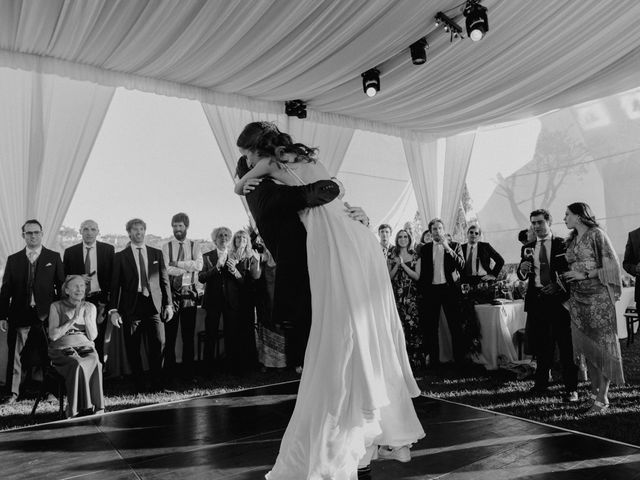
[
  {"xmin": 464, "ymin": 0, "xmax": 488, "ymax": 41},
  {"xmin": 410, "ymin": 38, "xmax": 428, "ymax": 65},
  {"xmin": 361, "ymin": 68, "xmax": 380, "ymax": 97},
  {"xmin": 434, "ymin": 11, "xmax": 463, "ymax": 42},
  {"xmin": 285, "ymin": 100, "xmax": 307, "ymax": 119}
]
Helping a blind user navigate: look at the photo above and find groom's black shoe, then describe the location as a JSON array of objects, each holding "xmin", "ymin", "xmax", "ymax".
[{"xmin": 357, "ymin": 465, "xmax": 372, "ymax": 479}]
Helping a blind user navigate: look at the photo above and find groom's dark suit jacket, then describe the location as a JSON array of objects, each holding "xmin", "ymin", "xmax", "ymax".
[
  {"xmin": 63, "ymin": 241, "xmax": 115, "ymax": 304},
  {"xmin": 245, "ymin": 178, "xmax": 340, "ymax": 329}
]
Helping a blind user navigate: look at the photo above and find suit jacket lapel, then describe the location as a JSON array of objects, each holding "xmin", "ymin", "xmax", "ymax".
[{"xmin": 125, "ymin": 246, "xmax": 139, "ymax": 284}]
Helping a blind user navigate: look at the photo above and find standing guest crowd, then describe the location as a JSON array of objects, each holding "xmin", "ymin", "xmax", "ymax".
[
  {"xmin": 381, "ymin": 201, "xmax": 628, "ymax": 410},
  {"xmin": 0, "ymin": 213, "xmax": 297, "ymax": 414},
  {"xmin": 0, "ymin": 199, "xmax": 632, "ymax": 414}
]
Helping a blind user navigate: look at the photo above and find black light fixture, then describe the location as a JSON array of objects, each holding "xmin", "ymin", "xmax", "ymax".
[
  {"xmin": 361, "ymin": 68, "xmax": 380, "ymax": 97},
  {"xmin": 409, "ymin": 38, "xmax": 428, "ymax": 65},
  {"xmin": 464, "ymin": 0, "xmax": 488, "ymax": 41},
  {"xmin": 285, "ymin": 99, "xmax": 307, "ymax": 119},
  {"xmin": 435, "ymin": 11, "xmax": 463, "ymax": 41}
]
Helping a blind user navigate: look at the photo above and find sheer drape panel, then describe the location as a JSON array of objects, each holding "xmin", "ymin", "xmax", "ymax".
[
  {"xmin": 402, "ymin": 139, "xmax": 438, "ymax": 224},
  {"xmin": 287, "ymin": 118, "xmax": 354, "ymax": 176},
  {"xmin": 378, "ymin": 180, "xmax": 415, "ymax": 235},
  {"xmin": 441, "ymin": 132, "xmax": 476, "ymax": 230},
  {"xmin": 0, "ymin": 68, "xmax": 114, "ymax": 259}
]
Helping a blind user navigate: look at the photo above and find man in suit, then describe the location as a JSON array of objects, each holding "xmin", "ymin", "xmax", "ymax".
[
  {"xmin": 162, "ymin": 213, "xmax": 202, "ymax": 381},
  {"xmin": 108, "ymin": 218, "xmax": 173, "ymax": 391},
  {"xmin": 378, "ymin": 224, "xmax": 393, "ymax": 257},
  {"xmin": 0, "ymin": 220, "xmax": 64, "ymax": 403},
  {"xmin": 517, "ymin": 209, "xmax": 578, "ymax": 401},
  {"xmin": 416, "ymin": 218, "xmax": 466, "ymax": 367},
  {"xmin": 623, "ymin": 227, "xmax": 640, "ymax": 304},
  {"xmin": 237, "ymin": 156, "xmax": 367, "ymax": 371},
  {"xmin": 63, "ymin": 219, "xmax": 115, "ymax": 362},
  {"xmin": 198, "ymin": 226, "xmax": 231, "ymax": 374},
  {"xmin": 461, "ymin": 224, "xmax": 505, "ymax": 286}
]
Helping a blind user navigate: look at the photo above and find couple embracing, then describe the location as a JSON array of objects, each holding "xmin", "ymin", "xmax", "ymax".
[{"xmin": 234, "ymin": 122, "xmax": 424, "ymax": 480}]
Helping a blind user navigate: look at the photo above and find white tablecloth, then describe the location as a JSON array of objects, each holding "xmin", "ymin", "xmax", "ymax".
[
  {"xmin": 615, "ymin": 287, "xmax": 635, "ymax": 339},
  {"xmin": 473, "ymin": 300, "xmax": 526, "ymax": 370}
]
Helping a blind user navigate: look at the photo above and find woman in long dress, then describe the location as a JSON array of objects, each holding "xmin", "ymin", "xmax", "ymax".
[
  {"xmin": 48, "ymin": 275, "xmax": 104, "ymax": 418},
  {"xmin": 388, "ymin": 229, "xmax": 423, "ymax": 370},
  {"xmin": 562, "ymin": 202, "xmax": 624, "ymax": 412},
  {"xmin": 236, "ymin": 123, "xmax": 424, "ymax": 480}
]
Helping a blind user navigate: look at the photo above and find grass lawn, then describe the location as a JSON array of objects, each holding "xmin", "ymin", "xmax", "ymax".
[{"xmin": 1, "ymin": 340, "xmax": 639, "ymax": 447}]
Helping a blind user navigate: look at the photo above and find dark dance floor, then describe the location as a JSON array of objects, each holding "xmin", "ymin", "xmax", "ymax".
[{"xmin": 2, "ymin": 380, "xmax": 639, "ymax": 479}]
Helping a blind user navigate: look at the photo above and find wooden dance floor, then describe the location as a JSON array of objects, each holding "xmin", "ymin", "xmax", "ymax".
[{"xmin": 1, "ymin": 380, "xmax": 639, "ymax": 479}]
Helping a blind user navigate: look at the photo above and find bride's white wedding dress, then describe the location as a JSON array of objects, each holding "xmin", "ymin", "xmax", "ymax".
[{"xmin": 266, "ymin": 167, "xmax": 424, "ymax": 480}]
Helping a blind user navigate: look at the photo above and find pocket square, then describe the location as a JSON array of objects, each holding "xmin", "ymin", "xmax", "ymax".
[
  {"xmin": 153, "ymin": 260, "xmax": 158, "ymax": 264},
  {"xmin": 45, "ymin": 262, "xmax": 52, "ymax": 267}
]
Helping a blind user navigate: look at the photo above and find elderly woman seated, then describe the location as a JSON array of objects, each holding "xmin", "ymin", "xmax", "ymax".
[{"xmin": 48, "ymin": 275, "xmax": 104, "ymax": 418}]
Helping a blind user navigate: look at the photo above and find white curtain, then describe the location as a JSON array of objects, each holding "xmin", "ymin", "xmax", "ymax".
[
  {"xmin": 201, "ymin": 104, "xmax": 354, "ymax": 180},
  {"xmin": 287, "ymin": 117, "xmax": 354, "ymax": 176},
  {"xmin": 402, "ymin": 139, "xmax": 438, "ymax": 225},
  {"xmin": 378, "ymin": 180, "xmax": 416, "ymax": 235},
  {"xmin": 0, "ymin": 67, "xmax": 114, "ymax": 259},
  {"xmin": 441, "ymin": 132, "xmax": 476, "ymax": 230},
  {"xmin": 0, "ymin": 1, "xmax": 639, "ymax": 139}
]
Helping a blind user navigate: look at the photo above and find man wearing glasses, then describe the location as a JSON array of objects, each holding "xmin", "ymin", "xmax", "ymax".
[
  {"xmin": 0, "ymin": 220, "xmax": 64, "ymax": 404},
  {"xmin": 461, "ymin": 225, "xmax": 505, "ymax": 287}
]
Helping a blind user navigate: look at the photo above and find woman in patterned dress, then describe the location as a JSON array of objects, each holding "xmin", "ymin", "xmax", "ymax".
[
  {"xmin": 562, "ymin": 202, "xmax": 624, "ymax": 413},
  {"xmin": 388, "ymin": 229, "xmax": 423, "ymax": 369}
]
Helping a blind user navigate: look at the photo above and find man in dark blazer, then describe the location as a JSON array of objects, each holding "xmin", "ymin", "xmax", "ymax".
[
  {"xmin": 461, "ymin": 224, "xmax": 505, "ymax": 286},
  {"xmin": 108, "ymin": 218, "xmax": 173, "ymax": 390},
  {"xmin": 0, "ymin": 220, "xmax": 64, "ymax": 403},
  {"xmin": 416, "ymin": 218, "xmax": 466, "ymax": 367},
  {"xmin": 517, "ymin": 209, "xmax": 578, "ymax": 401},
  {"xmin": 623, "ymin": 227, "xmax": 640, "ymax": 303},
  {"xmin": 237, "ymin": 155, "xmax": 367, "ymax": 371},
  {"xmin": 198, "ymin": 226, "xmax": 231, "ymax": 372},
  {"xmin": 63, "ymin": 219, "xmax": 114, "ymax": 362}
]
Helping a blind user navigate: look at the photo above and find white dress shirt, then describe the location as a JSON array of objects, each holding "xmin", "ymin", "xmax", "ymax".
[
  {"xmin": 533, "ymin": 235, "xmax": 552, "ymax": 287},
  {"xmin": 432, "ymin": 244, "xmax": 446, "ymax": 285},
  {"xmin": 131, "ymin": 244, "xmax": 149, "ymax": 293},
  {"xmin": 466, "ymin": 244, "xmax": 487, "ymax": 276},
  {"xmin": 163, "ymin": 239, "xmax": 203, "ymax": 286},
  {"xmin": 83, "ymin": 242, "xmax": 100, "ymax": 293}
]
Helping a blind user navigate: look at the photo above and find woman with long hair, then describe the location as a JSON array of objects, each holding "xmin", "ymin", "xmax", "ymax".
[
  {"xmin": 224, "ymin": 230, "xmax": 261, "ymax": 373},
  {"xmin": 236, "ymin": 122, "xmax": 424, "ymax": 479},
  {"xmin": 388, "ymin": 229, "xmax": 423, "ymax": 369},
  {"xmin": 562, "ymin": 202, "xmax": 624, "ymax": 412}
]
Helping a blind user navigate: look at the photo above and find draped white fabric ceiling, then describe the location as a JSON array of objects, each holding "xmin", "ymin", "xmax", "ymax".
[{"xmin": 1, "ymin": 0, "xmax": 640, "ymax": 139}]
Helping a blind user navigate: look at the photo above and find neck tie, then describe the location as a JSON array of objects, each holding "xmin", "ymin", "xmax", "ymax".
[
  {"xmin": 85, "ymin": 247, "xmax": 92, "ymax": 275},
  {"xmin": 539, "ymin": 241, "xmax": 551, "ymax": 286},
  {"xmin": 465, "ymin": 245, "xmax": 473, "ymax": 275},
  {"xmin": 27, "ymin": 251, "xmax": 36, "ymax": 307},
  {"xmin": 177, "ymin": 242, "xmax": 185, "ymax": 262},
  {"xmin": 137, "ymin": 247, "xmax": 150, "ymax": 296}
]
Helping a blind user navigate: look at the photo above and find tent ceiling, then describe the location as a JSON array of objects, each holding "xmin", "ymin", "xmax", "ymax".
[{"xmin": 1, "ymin": 0, "xmax": 639, "ymax": 139}]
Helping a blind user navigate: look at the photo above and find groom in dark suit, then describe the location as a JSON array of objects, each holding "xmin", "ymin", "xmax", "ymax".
[
  {"xmin": 517, "ymin": 209, "xmax": 578, "ymax": 401},
  {"xmin": 63, "ymin": 219, "xmax": 115, "ymax": 361},
  {"xmin": 0, "ymin": 220, "xmax": 64, "ymax": 403},
  {"xmin": 108, "ymin": 218, "xmax": 173, "ymax": 390}
]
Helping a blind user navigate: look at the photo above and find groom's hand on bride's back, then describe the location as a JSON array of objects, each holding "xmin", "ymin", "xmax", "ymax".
[
  {"xmin": 242, "ymin": 178, "xmax": 263, "ymax": 194},
  {"xmin": 344, "ymin": 202, "xmax": 370, "ymax": 227}
]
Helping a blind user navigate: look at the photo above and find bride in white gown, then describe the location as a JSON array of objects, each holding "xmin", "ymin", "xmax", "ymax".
[{"xmin": 236, "ymin": 123, "xmax": 424, "ymax": 480}]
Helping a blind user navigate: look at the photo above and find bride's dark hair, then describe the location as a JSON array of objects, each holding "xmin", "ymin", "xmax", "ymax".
[{"xmin": 236, "ymin": 121, "xmax": 317, "ymax": 164}]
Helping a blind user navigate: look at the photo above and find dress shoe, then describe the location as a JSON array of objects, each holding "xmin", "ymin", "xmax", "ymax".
[
  {"xmin": 2, "ymin": 393, "xmax": 18, "ymax": 405},
  {"xmin": 377, "ymin": 445, "xmax": 411, "ymax": 463},
  {"xmin": 563, "ymin": 391, "xmax": 579, "ymax": 403},
  {"xmin": 528, "ymin": 385, "xmax": 549, "ymax": 394}
]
